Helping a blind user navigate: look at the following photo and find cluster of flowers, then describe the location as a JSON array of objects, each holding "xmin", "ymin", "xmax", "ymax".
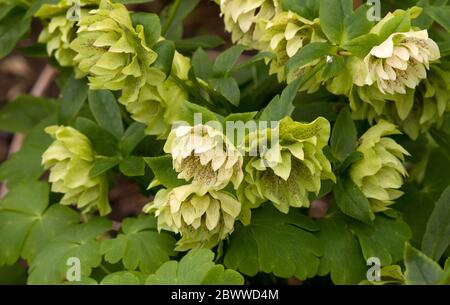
[
  {"xmin": 37, "ymin": 0, "xmax": 410, "ymax": 251},
  {"xmin": 36, "ymin": 0, "xmax": 191, "ymax": 136},
  {"xmin": 217, "ymin": 0, "xmax": 448, "ymax": 139}
]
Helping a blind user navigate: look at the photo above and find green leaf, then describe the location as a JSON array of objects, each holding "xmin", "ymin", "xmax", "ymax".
[
  {"xmin": 340, "ymin": 151, "xmax": 363, "ymax": 173},
  {"xmin": 152, "ymin": 40, "xmax": 175, "ymax": 76},
  {"xmin": 144, "ymin": 155, "xmax": 186, "ymax": 188},
  {"xmin": 321, "ymin": 56, "xmax": 346, "ymax": 80},
  {"xmin": 59, "ymin": 74, "xmax": 88, "ymax": 125},
  {"xmin": 0, "ymin": 181, "xmax": 79, "ymax": 265},
  {"xmin": 0, "ymin": 116, "xmax": 55, "ymax": 188},
  {"xmin": 146, "ymin": 249, "xmax": 244, "ymax": 284},
  {"xmin": 213, "ymin": 45, "xmax": 246, "ymax": 77},
  {"xmin": 342, "ymin": 4, "xmax": 374, "ymax": 42},
  {"xmin": 119, "ymin": 122, "xmax": 147, "ymax": 157},
  {"xmin": 208, "ymin": 77, "xmax": 240, "ymax": 106},
  {"xmin": 404, "ymin": 243, "xmax": 444, "ymax": 285},
  {"xmin": 425, "ymin": 6, "xmax": 450, "ymax": 31},
  {"xmin": 175, "ymin": 35, "xmax": 225, "ymax": 52},
  {"xmin": 100, "ymin": 271, "xmax": 146, "ymax": 285},
  {"xmin": 0, "ymin": 8, "xmax": 30, "ymax": 59},
  {"xmin": 119, "ymin": 156, "xmax": 146, "ymax": 177},
  {"xmin": 88, "ymin": 90, "xmax": 124, "ymax": 139},
  {"xmin": 224, "ymin": 112, "xmax": 257, "ymax": 123},
  {"xmin": 316, "ymin": 216, "xmax": 366, "ymax": 284},
  {"xmin": 319, "ymin": 0, "xmax": 353, "ymax": 44},
  {"xmin": 0, "ymin": 95, "xmax": 58, "ymax": 133},
  {"xmin": 224, "ymin": 206, "xmax": 322, "ymax": 280},
  {"xmin": 27, "ymin": 218, "xmax": 112, "ymax": 284},
  {"xmin": 89, "ymin": 157, "xmax": 120, "ymax": 178},
  {"xmin": 422, "ymin": 185, "xmax": 450, "ymax": 261},
  {"xmin": 342, "ymin": 33, "xmax": 380, "ymax": 58},
  {"xmin": 259, "ymin": 77, "xmax": 302, "ymax": 122},
  {"xmin": 162, "ymin": 0, "xmax": 200, "ymax": 39},
  {"xmin": 334, "ymin": 175, "xmax": 372, "ymax": 224},
  {"xmin": 350, "ymin": 214, "xmax": 412, "ymax": 265},
  {"xmin": 286, "ymin": 42, "xmax": 334, "ymax": 76},
  {"xmin": 330, "ymin": 107, "xmax": 357, "ymax": 162},
  {"xmin": 75, "ymin": 118, "xmax": 119, "ymax": 157},
  {"xmin": 131, "ymin": 12, "xmax": 160, "ymax": 47},
  {"xmin": 101, "ymin": 215, "xmax": 176, "ymax": 274},
  {"xmin": 281, "ymin": 0, "xmax": 320, "ymax": 20},
  {"xmin": 378, "ymin": 11, "xmax": 411, "ymax": 41},
  {"xmin": 232, "ymin": 51, "xmax": 275, "ymax": 72},
  {"xmin": 192, "ymin": 48, "xmax": 213, "ymax": 79}
]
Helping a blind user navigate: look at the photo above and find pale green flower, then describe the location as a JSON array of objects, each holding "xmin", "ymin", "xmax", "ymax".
[
  {"xmin": 262, "ymin": 11, "xmax": 324, "ymax": 84},
  {"xmin": 42, "ymin": 125, "xmax": 110, "ymax": 215},
  {"xmin": 238, "ymin": 116, "xmax": 335, "ymax": 213},
  {"xmin": 360, "ymin": 30, "xmax": 440, "ymax": 95},
  {"xmin": 69, "ymin": 0, "xmax": 159, "ymax": 104},
  {"xmin": 164, "ymin": 124, "xmax": 244, "ymax": 193},
  {"xmin": 144, "ymin": 184, "xmax": 241, "ymax": 251},
  {"xmin": 349, "ymin": 120, "xmax": 409, "ymax": 212},
  {"xmin": 124, "ymin": 52, "xmax": 191, "ymax": 136},
  {"xmin": 35, "ymin": 0, "xmax": 99, "ymax": 69},
  {"xmin": 350, "ymin": 63, "xmax": 450, "ymax": 139},
  {"xmin": 219, "ymin": 0, "xmax": 279, "ymax": 48}
]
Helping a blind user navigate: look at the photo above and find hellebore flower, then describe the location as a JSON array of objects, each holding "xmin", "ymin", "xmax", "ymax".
[
  {"xmin": 69, "ymin": 0, "xmax": 159, "ymax": 104},
  {"xmin": 219, "ymin": 0, "xmax": 279, "ymax": 48},
  {"xmin": 349, "ymin": 120, "xmax": 409, "ymax": 212},
  {"xmin": 238, "ymin": 116, "xmax": 335, "ymax": 214},
  {"xmin": 35, "ymin": 0, "xmax": 99, "ymax": 69},
  {"xmin": 144, "ymin": 185, "xmax": 241, "ymax": 251},
  {"xmin": 42, "ymin": 126, "xmax": 110, "ymax": 215},
  {"xmin": 262, "ymin": 11, "xmax": 323, "ymax": 83},
  {"xmin": 362, "ymin": 30, "xmax": 440, "ymax": 95},
  {"xmin": 164, "ymin": 124, "xmax": 244, "ymax": 193}
]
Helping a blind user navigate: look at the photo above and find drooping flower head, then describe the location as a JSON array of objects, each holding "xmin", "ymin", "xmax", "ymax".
[
  {"xmin": 351, "ymin": 63, "xmax": 450, "ymax": 140},
  {"xmin": 238, "ymin": 116, "xmax": 335, "ymax": 213},
  {"xmin": 361, "ymin": 30, "xmax": 440, "ymax": 95},
  {"xmin": 164, "ymin": 124, "xmax": 244, "ymax": 194},
  {"xmin": 144, "ymin": 185, "xmax": 241, "ymax": 251},
  {"xmin": 125, "ymin": 52, "xmax": 191, "ymax": 136},
  {"xmin": 35, "ymin": 0, "xmax": 99, "ymax": 69},
  {"xmin": 69, "ymin": 0, "xmax": 161, "ymax": 104},
  {"xmin": 42, "ymin": 126, "xmax": 110, "ymax": 215},
  {"xmin": 349, "ymin": 120, "xmax": 409, "ymax": 212},
  {"xmin": 262, "ymin": 11, "xmax": 323, "ymax": 83},
  {"xmin": 219, "ymin": 0, "xmax": 279, "ymax": 48}
]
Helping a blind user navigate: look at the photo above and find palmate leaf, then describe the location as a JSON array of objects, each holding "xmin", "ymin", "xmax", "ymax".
[
  {"xmin": 224, "ymin": 205, "xmax": 322, "ymax": 280},
  {"xmin": 317, "ymin": 211, "xmax": 411, "ymax": 284},
  {"xmin": 0, "ymin": 115, "xmax": 56, "ymax": 188},
  {"xmin": 27, "ymin": 218, "xmax": 112, "ymax": 284},
  {"xmin": 0, "ymin": 181, "xmax": 79, "ymax": 265},
  {"xmin": 101, "ymin": 215, "xmax": 176, "ymax": 274},
  {"xmin": 145, "ymin": 249, "xmax": 244, "ymax": 285},
  {"xmin": 0, "ymin": 95, "xmax": 58, "ymax": 133}
]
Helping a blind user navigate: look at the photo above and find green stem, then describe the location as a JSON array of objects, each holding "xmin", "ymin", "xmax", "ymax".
[
  {"xmin": 162, "ymin": 0, "xmax": 181, "ymax": 36},
  {"xmin": 99, "ymin": 264, "xmax": 112, "ymax": 275}
]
